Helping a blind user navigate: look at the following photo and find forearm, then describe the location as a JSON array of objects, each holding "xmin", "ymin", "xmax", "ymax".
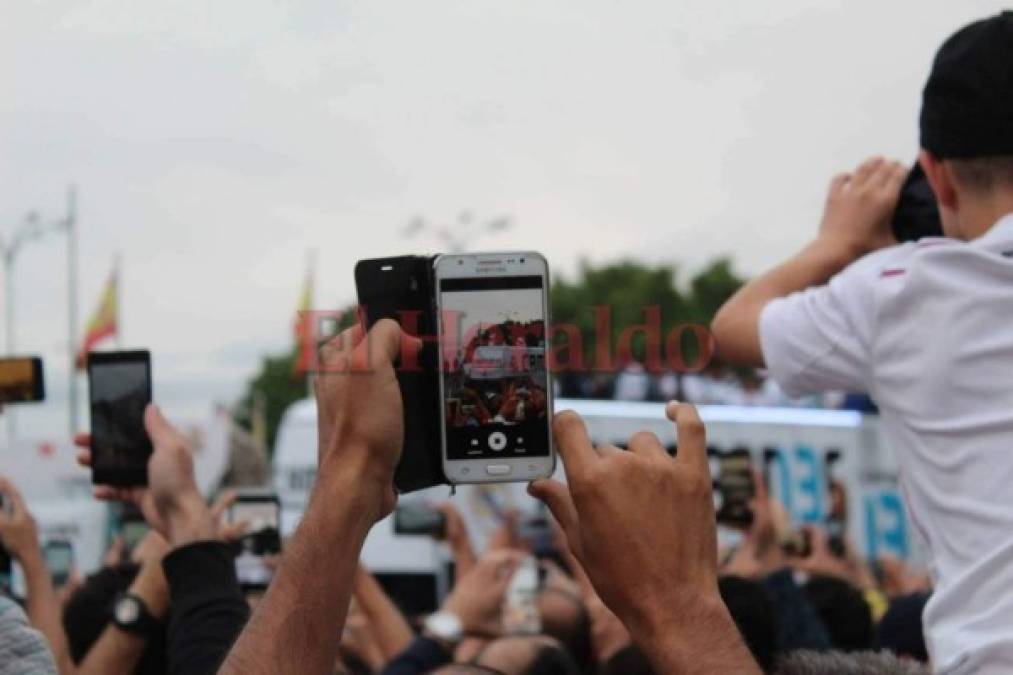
[
  {"xmin": 354, "ymin": 570, "xmax": 414, "ymax": 660},
  {"xmin": 629, "ymin": 595, "xmax": 762, "ymax": 675},
  {"xmin": 22, "ymin": 550, "xmax": 75, "ymax": 675},
  {"xmin": 219, "ymin": 469, "xmax": 379, "ymax": 675},
  {"xmin": 712, "ymin": 238, "xmax": 855, "ymax": 367},
  {"xmin": 77, "ymin": 560, "xmax": 170, "ymax": 675}
]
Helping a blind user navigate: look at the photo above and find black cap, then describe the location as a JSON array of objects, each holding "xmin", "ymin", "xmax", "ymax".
[{"xmin": 920, "ymin": 11, "xmax": 1013, "ymax": 158}]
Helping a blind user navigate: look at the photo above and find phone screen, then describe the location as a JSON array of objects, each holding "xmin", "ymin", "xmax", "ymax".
[
  {"xmin": 0, "ymin": 357, "xmax": 44, "ymax": 404},
  {"xmin": 88, "ymin": 351, "xmax": 152, "ymax": 486},
  {"xmin": 717, "ymin": 451, "xmax": 755, "ymax": 526},
  {"xmin": 229, "ymin": 497, "xmax": 281, "ymax": 589},
  {"xmin": 43, "ymin": 542, "xmax": 73, "ymax": 585},
  {"xmin": 503, "ymin": 556, "xmax": 541, "ymax": 635},
  {"xmin": 439, "ymin": 275, "xmax": 549, "ymax": 460}
]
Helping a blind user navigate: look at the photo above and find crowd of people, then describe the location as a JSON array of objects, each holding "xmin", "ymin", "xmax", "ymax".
[{"xmin": 1, "ymin": 9, "xmax": 1012, "ymax": 675}]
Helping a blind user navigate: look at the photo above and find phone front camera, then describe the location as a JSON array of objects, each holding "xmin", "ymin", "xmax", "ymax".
[{"xmin": 519, "ymin": 258, "xmax": 526, "ymax": 263}]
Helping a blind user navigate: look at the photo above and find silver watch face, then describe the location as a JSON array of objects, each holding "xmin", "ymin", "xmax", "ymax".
[{"xmin": 115, "ymin": 598, "xmax": 140, "ymax": 625}]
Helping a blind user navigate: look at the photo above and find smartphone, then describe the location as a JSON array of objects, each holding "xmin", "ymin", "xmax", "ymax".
[
  {"xmin": 43, "ymin": 540, "xmax": 74, "ymax": 587},
  {"xmin": 824, "ymin": 450, "xmax": 847, "ymax": 558},
  {"xmin": 517, "ymin": 514, "xmax": 554, "ymax": 555},
  {"xmin": 0, "ymin": 496, "xmax": 10, "ymax": 582},
  {"xmin": 118, "ymin": 503, "xmax": 150, "ymax": 562},
  {"xmin": 715, "ymin": 449, "xmax": 755, "ymax": 527},
  {"xmin": 0, "ymin": 357, "xmax": 45, "ymax": 404},
  {"xmin": 435, "ymin": 253, "xmax": 554, "ymax": 484},
  {"xmin": 781, "ymin": 528, "xmax": 813, "ymax": 558},
  {"xmin": 393, "ymin": 504, "xmax": 446, "ymax": 537},
  {"xmin": 892, "ymin": 162, "xmax": 943, "ymax": 242},
  {"xmin": 503, "ymin": 555, "xmax": 541, "ymax": 635},
  {"xmin": 228, "ymin": 492, "xmax": 282, "ymax": 591},
  {"xmin": 87, "ymin": 350, "xmax": 153, "ymax": 486},
  {"xmin": 355, "ymin": 256, "xmax": 445, "ymax": 493}
]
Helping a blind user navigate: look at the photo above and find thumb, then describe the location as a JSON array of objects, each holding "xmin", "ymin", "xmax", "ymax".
[
  {"xmin": 528, "ymin": 479, "xmax": 580, "ymax": 553},
  {"xmin": 144, "ymin": 404, "xmax": 178, "ymax": 447}
]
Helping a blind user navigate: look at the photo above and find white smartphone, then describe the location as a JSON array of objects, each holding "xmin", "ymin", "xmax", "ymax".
[
  {"xmin": 503, "ymin": 555, "xmax": 542, "ymax": 635},
  {"xmin": 434, "ymin": 252, "xmax": 555, "ymax": 484}
]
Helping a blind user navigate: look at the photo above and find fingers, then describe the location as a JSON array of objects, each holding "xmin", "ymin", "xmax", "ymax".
[
  {"xmin": 551, "ymin": 410, "xmax": 596, "ymax": 483},
  {"xmin": 527, "ymin": 479, "xmax": 580, "ymax": 554},
  {"xmin": 319, "ymin": 324, "xmax": 365, "ymax": 369},
  {"xmin": 365, "ymin": 318, "xmax": 420, "ymax": 371},
  {"xmin": 665, "ymin": 401, "xmax": 708, "ymax": 472},
  {"xmin": 144, "ymin": 404, "xmax": 183, "ymax": 449},
  {"xmin": 627, "ymin": 430, "xmax": 667, "ymax": 459},
  {"xmin": 828, "ymin": 173, "xmax": 851, "ymax": 196},
  {"xmin": 751, "ymin": 467, "xmax": 768, "ymax": 504},
  {"xmin": 853, "ymin": 156, "xmax": 884, "ymax": 185},
  {"xmin": 73, "ymin": 433, "xmax": 91, "ymax": 449},
  {"xmin": 76, "ymin": 450, "xmax": 92, "ymax": 468},
  {"xmin": 0, "ymin": 476, "xmax": 26, "ymax": 514},
  {"xmin": 210, "ymin": 489, "xmax": 238, "ymax": 521}
]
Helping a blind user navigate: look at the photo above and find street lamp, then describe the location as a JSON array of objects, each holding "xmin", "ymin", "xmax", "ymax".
[{"xmin": 0, "ymin": 186, "xmax": 78, "ymax": 439}]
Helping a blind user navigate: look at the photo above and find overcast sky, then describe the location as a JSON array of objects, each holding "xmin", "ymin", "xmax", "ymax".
[{"xmin": 2, "ymin": 0, "xmax": 1008, "ymax": 440}]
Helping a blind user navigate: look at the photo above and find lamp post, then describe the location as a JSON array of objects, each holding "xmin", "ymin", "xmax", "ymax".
[{"xmin": 0, "ymin": 185, "xmax": 78, "ymax": 440}]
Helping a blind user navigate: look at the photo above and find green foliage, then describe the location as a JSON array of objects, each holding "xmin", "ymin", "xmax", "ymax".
[{"xmin": 550, "ymin": 257, "xmax": 745, "ymax": 368}]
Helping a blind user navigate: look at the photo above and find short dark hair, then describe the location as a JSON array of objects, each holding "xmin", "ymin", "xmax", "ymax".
[
  {"xmin": 803, "ymin": 576, "xmax": 872, "ymax": 652},
  {"xmin": 719, "ymin": 575, "xmax": 777, "ymax": 671},
  {"xmin": 874, "ymin": 592, "xmax": 931, "ymax": 663},
  {"xmin": 948, "ymin": 156, "xmax": 1013, "ymax": 193}
]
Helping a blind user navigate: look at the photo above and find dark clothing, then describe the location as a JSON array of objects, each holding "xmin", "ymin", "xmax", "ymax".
[
  {"xmin": 764, "ymin": 568, "xmax": 831, "ymax": 652},
  {"xmin": 381, "ymin": 635, "xmax": 452, "ymax": 675},
  {"xmin": 162, "ymin": 541, "xmax": 249, "ymax": 675}
]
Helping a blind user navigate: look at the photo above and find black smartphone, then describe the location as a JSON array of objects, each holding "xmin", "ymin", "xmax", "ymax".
[
  {"xmin": 354, "ymin": 256, "xmax": 445, "ymax": 493},
  {"xmin": 517, "ymin": 514, "xmax": 554, "ymax": 555},
  {"xmin": 228, "ymin": 492, "xmax": 282, "ymax": 591},
  {"xmin": 0, "ymin": 357, "xmax": 45, "ymax": 404},
  {"xmin": 0, "ymin": 496, "xmax": 10, "ymax": 581},
  {"xmin": 393, "ymin": 504, "xmax": 446, "ymax": 537},
  {"xmin": 891, "ymin": 162, "xmax": 943, "ymax": 242},
  {"xmin": 43, "ymin": 540, "xmax": 74, "ymax": 587},
  {"xmin": 715, "ymin": 449, "xmax": 755, "ymax": 527},
  {"xmin": 118, "ymin": 503, "xmax": 150, "ymax": 562},
  {"xmin": 824, "ymin": 450, "xmax": 847, "ymax": 558},
  {"xmin": 87, "ymin": 350, "xmax": 153, "ymax": 486}
]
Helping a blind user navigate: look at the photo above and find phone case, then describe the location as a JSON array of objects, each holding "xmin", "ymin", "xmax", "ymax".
[{"xmin": 354, "ymin": 256, "xmax": 447, "ymax": 493}]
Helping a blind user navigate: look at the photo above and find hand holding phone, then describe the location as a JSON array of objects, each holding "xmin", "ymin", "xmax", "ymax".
[
  {"xmin": 87, "ymin": 351, "xmax": 153, "ymax": 486},
  {"xmin": 435, "ymin": 253, "xmax": 555, "ymax": 484},
  {"xmin": 228, "ymin": 492, "xmax": 282, "ymax": 591},
  {"xmin": 42, "ymin": 540, "xmax": 74, "ymax": 587}
]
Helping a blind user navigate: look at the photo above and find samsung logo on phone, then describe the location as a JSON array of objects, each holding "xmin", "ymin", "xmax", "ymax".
[{"xmin": 477, "ymin": 265, "xmax": 507, "ymax": 273}]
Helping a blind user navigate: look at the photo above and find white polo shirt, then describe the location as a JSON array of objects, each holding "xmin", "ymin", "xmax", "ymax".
[{"xmin": 760, "ymin": 213, "xmax": 1013, "ymax": 675}]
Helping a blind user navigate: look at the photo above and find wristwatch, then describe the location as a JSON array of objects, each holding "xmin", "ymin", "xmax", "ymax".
[
  {"xmin": 424, "ymin": 611, "xmax": 464, "ymax": 646},
  {"xmin": 111, "ymin": 593, "xmax": 162, "ymax": 638}
]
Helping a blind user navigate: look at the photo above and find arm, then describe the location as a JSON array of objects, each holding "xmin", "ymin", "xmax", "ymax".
[
  {"xmin": 76, "ymin": 538, "xmax": 171, "ymax": 675},
  {"xmin": 528, "ymin": 404, "xmax": 762, "ymax": 674},
  {"xmin": 433, "ymin": 503, "xmax": 477, "ymax": 578},
  {"xmin": 712, "ymin": 158, "xmax": 907, "ymax": 367},
  {"xmin": 219, "ymin": 320, "xmax": 420, "ymax": 675},
  {"xmin": 0, "ymin": 477, "xmax": 75, "ymax": 675},
  {"xmin": 74, "ymin": 404, "xmax": 247, "ymax": 675},
  {"xmin": 352, "ymin": 566, "xmax": 414, "ymax": 661}
]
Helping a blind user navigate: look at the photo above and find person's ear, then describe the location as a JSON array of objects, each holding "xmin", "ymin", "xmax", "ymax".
[{"xmin": 919, "ymin": 149, "xmax": 959, "ymax": 211}]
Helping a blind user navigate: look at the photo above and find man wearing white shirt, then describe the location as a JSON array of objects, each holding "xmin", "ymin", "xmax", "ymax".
[{"xmin": 712, "ymin": 12, "xmax": 1013, "ymax": 675}]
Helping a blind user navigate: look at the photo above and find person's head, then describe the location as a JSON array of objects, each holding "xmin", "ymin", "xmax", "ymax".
[
  {"xmin": 718, "ymin": 575, "xmax": 777, "ymax": 671},
  {"xmin": 874, "ymin": 592, "xmax": 931, "ymax": 663},
  {"xmin": 63, "ymin": 563, "xmax": 167, "ymax": 675},
  {"xmin": 803, "ymin": 575, "xmax": 873, "ymax": 652},
  {"xmin": 919, "ymin": 12, "xmax": 1013, "ymax": 240},
  {"xmin": 536, "ymin": 588, "xmax": 593, "ymax": 672},
  {"xmin": 471, "ymin": 635, "xmax": 580, "ymax": 675}
]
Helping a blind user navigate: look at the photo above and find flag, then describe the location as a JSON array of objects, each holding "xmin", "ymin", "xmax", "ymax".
[
  {"xmin": 76, "ymin": 264, "xmax": 118, "ymax": 369},
  {"xmin": 293, "ymin": 260, "xmax": 315, "ymax": 377}
]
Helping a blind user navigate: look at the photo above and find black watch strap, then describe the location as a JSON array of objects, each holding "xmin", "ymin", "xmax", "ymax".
[{"xmin": 111, "ymin": 593, "xmax": 162, "ymax": 638}]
